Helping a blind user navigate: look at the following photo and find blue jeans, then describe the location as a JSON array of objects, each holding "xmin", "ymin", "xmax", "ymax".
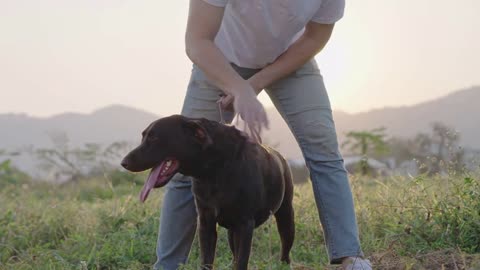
[{"xmin": 154, "ymin": 60, "xmax": 363, "ymax": 269}]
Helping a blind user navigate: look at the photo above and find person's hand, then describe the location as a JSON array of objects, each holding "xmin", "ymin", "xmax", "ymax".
[
  {"xmin": 220, "ymin": 83, "xmax": 268, "ymax": 143},
  {"xmin": 217, "ymin": 94, "xmax": 235, "ymax": 112},
  {"xmin": 234, "ymin": 88, "xmax": 269, "ymax": 143},
  {"xmin": 217, "ymin": 79, "xmax": 262, "ymax": 112}
]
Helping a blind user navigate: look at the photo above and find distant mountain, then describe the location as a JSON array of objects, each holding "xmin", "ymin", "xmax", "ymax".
[
  {"xmin": 0, "ymin": 105, "xmax": 159, "ymax": 175},
  {"xmin": 0, "ymin": 104, "xmax": 158, "ymax": 149},
  {"xmin": 1, "ymin": 86, "xmax": 479, "ymax": 175},
  {"xmin": 262, "ymin": 86, "xmax": 480, "ymax": 158}
]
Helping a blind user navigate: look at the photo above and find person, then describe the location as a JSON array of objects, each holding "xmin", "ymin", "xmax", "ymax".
[{"xmin": 154, "ymin": 0, "xmax": 372, "ymax": 269}]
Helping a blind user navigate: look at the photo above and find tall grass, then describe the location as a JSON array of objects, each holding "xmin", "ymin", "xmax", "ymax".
[{"xmin": 1, "ymin": 170, "xmax": 479, "ymax": 269}]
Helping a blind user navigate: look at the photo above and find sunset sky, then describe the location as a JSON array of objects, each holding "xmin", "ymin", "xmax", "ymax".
[{"xmin": 1, "ymin": 0, "xmax": 479, "ymax": 117}]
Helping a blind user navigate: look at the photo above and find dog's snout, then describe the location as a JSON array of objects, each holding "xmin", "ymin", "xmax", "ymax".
[
  {"xmin": 121, "ymin": 152, "xmax": 149, "ymax": 173},
  {"xmin": 121, "ymin": 157, "xmax": 130, "ymax": 170}
]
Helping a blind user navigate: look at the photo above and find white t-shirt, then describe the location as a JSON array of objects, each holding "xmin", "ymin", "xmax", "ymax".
[{"xmin": 203, "ymin": 0, "xmax": 345, "ymax": 68}]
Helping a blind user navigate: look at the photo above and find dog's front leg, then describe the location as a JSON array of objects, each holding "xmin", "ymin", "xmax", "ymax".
[
  {"xmin": 199, "ymin": 209, "xmax": 217, "ymax": 270},
  {"xmin": 233, "ymin": 219, "xmax": 255, "ymax": 270}
]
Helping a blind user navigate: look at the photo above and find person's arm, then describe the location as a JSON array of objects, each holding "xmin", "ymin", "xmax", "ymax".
[
  {"xmin": 185, "ymin": 0, "xmax": 244, "ymax": 96},
  {"xmin": 219, "ymin": 22, "xmax": 335, "ymax": 109},
  {"xmin": 185, "ymin": 0, "xmax": 268, "ymax": 139},
  {"xmin": 248, "ymin": 22, "xmax": 335, "ymax": 91}
]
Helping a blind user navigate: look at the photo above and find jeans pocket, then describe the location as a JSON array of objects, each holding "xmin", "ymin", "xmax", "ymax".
[{"xmin": 191, "ymin": 64, "xmax": 217, "ymax": 90}]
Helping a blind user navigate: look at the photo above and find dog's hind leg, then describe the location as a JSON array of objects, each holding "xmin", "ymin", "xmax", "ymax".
[
  {"xmin": 274, "ymin": 167, "xmax": 295, "ymax": 264},
  {"xmin": 275, "ymin": 162, "xmax": 296, "ymax": 264},
  {"xmin": 274, "ymin": 199, "xmax": 295, "ymax": 264}
]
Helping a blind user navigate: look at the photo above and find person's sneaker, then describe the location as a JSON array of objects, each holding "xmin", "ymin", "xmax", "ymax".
[{"xmin": 341, "ymin": 257, "xmax": 372, "ymax": 270}]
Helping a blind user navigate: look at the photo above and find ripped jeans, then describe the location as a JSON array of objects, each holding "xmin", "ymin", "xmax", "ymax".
[{"xmin": 154, "ymin": 59, "xmax": 364, "ymax": 269}]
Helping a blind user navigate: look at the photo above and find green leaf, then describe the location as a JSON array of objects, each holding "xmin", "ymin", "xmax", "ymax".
[{"xmin": 464, "ymin": 177, "xmax": 474, "ymax": 185}]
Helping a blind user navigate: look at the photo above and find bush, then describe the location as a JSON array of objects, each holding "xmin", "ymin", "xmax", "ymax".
[{"xmin": 0, "ymin": 159, "xmax": 30, "ymax": 189}]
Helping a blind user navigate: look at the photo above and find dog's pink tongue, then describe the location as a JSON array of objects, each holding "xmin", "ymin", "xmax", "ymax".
[{"xmin": 140, "ymin": 166, "xmax": 162, "ymax": 203}]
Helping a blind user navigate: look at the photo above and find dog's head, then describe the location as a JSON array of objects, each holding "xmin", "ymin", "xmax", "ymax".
[{"xmin": 121, "ymin": 115, "xmax": 214, "ymax": 202}]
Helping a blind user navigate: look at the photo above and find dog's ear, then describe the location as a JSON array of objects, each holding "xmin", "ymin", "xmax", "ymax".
[{"xmin": 183, "ymin": 119, "xmax": 213, "ymax": 148}]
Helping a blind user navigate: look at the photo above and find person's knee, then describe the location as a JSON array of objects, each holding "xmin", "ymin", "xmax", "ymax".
[{"xmin": 301, "ymin": 119, "xmax": 342, "ymax": 162}]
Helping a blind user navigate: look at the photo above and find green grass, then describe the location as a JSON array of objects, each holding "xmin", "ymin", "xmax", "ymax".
[{"xmin": 1, "ymin": 170, "xmax": 480, "ymax": 270}]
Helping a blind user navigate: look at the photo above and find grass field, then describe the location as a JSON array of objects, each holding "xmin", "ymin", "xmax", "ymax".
[{"xmin": 1, "ymin": 168, "xmax": 479, "ymax": 269}]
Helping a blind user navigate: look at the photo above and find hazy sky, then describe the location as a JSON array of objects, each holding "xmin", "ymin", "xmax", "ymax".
[{"xmin": 1, "ymin": 0, "xmax": 479, "ymax": 117}]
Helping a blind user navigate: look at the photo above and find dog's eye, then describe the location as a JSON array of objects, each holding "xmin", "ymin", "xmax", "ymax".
[{"xmin": 147, "ymin": 135, "xmax": 158, "ymax": 141}]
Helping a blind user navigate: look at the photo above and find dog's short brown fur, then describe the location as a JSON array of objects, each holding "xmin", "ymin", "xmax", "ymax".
[{"xmin": 121, "ymin": 115, "xmax": 295, "ymax": 270}]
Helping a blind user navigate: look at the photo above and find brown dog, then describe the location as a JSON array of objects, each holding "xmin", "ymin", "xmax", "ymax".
[{"xmin": 121, "ymin": 115, "xmax": 295, "ymax": 270}]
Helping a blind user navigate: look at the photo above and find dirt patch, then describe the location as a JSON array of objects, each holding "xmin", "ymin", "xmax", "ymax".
[{"xmin": 369, "ymin": 249, "xmax": 480, "ymax": 270}]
